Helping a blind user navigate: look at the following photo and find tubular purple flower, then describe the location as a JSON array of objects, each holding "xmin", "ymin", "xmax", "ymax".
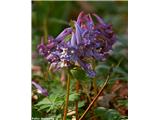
[
  {"xmin": 77, "ymin": 11, "xmax": 84, "ymax": 24},
  {"xmin": 55, "ymin": 27, "xmax": 72, "ymax": 41},
  {"xmin": 78, "ymin": 14, "xmax": 93, "ymax": 30},
  {"xmin": 32, "ymin": 81, "xmax": 48, "ymax": 96},
  {"xmin": 70, "ymin": 31, "xmax": 77, "ymax": 47},
  {"xmin": 92, "ymin": 13, "xmax": 106, "ymax": 25},
  {"xmin": 77, "ymin": 58, "xmax": 96, "ymax": 78},
  {"xmin": 85, "ymin": 14, "xmax": 94, "ymax": 30},
  {"xmin": 74, "ymin": 21, "xmax": 82, "ymax": 45}
]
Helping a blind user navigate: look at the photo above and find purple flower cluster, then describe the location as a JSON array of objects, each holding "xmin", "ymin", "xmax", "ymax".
[{"xmin": 38, "ymin": 11, "xmax": 116, "ymax": 78}]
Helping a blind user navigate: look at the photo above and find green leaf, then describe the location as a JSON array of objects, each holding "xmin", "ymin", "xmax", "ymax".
[
  {"xmin": 96, "ymin": 65, "xmax": 109, "ymax": 75},
  {"xmin": 113, "ymin": 67, "xmax": 127, "ymax": 76},
  {"xmin": 38, "ymin": 104, "xmax": 50, "ymax": 111},
  {"xmin": 95, "ymin": 107, "xmax": 121, "ymax": 120},
  {"xmin": 107, "ymin": 109, "xmax": 121, "ymax": 120},
  {"xmin": 46, "ymin": 106, "xmax": 52, "ymax": 113},
  {"xmin": 78, "ymin": 101, "xmax": 85, "ymax": 108},
  {"xmin": 117, "ymin": 100, "xmax": 128, "ymax": 107},
  {"xmin": 32, "ymin": 108, "xmax": 42, "ymax": 117},
  {"xmin": 35, "ymin": 98, "xmax": 51, "ymax": 106},
  {"xmin": 71, "ymin": 68, "xmax": 87, "ymax": 81},
  {"xmin": 69, "ymin": 93, "xmax": 79, "ymax": 102}
]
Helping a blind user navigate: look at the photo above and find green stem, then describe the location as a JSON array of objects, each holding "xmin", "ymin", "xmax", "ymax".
[{"xmin": 63, "ymin": 72, "xmax": 71, "ymax": 120}]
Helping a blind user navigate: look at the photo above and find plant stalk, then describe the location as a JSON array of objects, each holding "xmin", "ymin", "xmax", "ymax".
[
  {"xmin": 63, "ymin": 72, "xmax": 71, "ymax": 120},
  {"xmin": 92, "ymin": 60, "xmax": 97, "ymax": 107},
  {"xmin": 93, "ymin": 77, "xmax": 97, "ymax": 106},
  {"xmin": 75, "ymin": 80, "xmax": 80, "ymax": 120}
]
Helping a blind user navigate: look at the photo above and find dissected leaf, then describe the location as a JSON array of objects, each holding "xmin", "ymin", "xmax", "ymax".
[
  {"xmin": 35, "ymin": 98, "xmax": 51, "ymax": 106},
  {"xmin": 38, "ymin": 104, "xmax": 50, "ymax": 111}
]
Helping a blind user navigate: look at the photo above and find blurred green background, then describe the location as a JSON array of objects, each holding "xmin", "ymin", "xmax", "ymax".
[
  {"xmin": 32, "ymin": 1, "xmax": 128, "ymax": 120},
  {"xmin": 32, "ymin": 1, "xmax": 128, "ymax": 53}
]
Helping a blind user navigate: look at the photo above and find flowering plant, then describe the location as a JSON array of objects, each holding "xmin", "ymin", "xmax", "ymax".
[
  {"xmin": 37, "ymin": 11, "xmax": 116, "ymax": 78},
  {"xmin": 35, "ymin": 11, "xmax": 118, "ymax": 120}
]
